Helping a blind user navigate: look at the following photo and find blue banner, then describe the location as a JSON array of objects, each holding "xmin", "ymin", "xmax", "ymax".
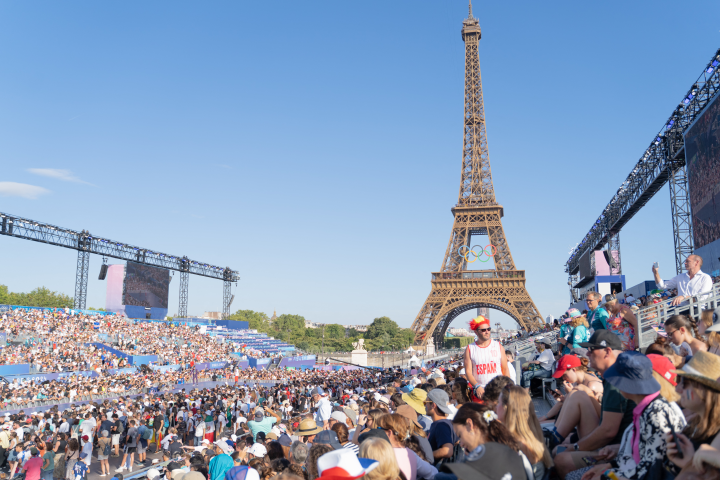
[
  {"xmin": 91, "ymin": 343, "xmax": 157, "ymax": 366},
  {"xmin": 279, "ymin": 355, "xmax": 316, "ymax": 370},
  {"xmin": 149, "ymin": 364, "xmax": 182, "ymax": 373},
  {"xmin": 0, "ymin": 364, "xmax": 30, "ymax": 376},
  {"xmin": 195, "ymin": 361, "xmax": 229, "ymax": 371},
  {"xmin": 106, "ymin": 367, "xmax": 137, "ymax": 375}
]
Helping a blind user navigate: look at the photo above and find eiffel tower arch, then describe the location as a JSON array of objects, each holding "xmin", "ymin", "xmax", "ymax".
[{"xmin": 411, "ymin": 3, "xmax": 543, "ymax": 348}]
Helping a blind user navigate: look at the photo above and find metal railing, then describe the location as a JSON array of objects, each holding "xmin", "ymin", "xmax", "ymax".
[
  {"xmin": 506, "ymin": 331, "xmax": 559, "ymax": 360},
  {"xmin": 431, "ymin": 270, "xmax": 525, "ymax": 280},
  {"xmin": 638, "ymin": 283, "xmax": 720, "ymax": 349}
]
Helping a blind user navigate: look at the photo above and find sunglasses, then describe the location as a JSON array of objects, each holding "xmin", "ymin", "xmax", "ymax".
[{"xmin": 477, "ymin": 328, "xmax": 491, "ymax": 332}]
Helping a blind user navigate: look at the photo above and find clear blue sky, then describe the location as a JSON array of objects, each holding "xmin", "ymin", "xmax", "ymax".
[{"xmin": 1, "ymin": 1, "xmax": 719, "ymax": 330}]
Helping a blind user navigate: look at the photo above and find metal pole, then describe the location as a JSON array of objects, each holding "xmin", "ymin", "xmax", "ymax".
[
  {"xmin": 179, "ymin": 270, "xmax": 189, "ymax": 318},
  {"xmin": 74, "ymin": 246, "xmax": 90, "ymax": 310}
]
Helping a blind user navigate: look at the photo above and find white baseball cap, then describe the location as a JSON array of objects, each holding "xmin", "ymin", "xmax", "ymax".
[{"xmin": 248, "ymin": 443, "xmax": 267, "ymax": 458}]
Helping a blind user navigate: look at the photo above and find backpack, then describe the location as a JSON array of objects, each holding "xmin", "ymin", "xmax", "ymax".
[
  {"xmin": 164, "ymin": 416, "xmax": 169, "ymax": 429},
  {"xmin": 102, "ymin": 441, "xmax": 112, "ymax": 456},
  {"xmin": 142, "ymin": 427, "xmax": 153, "ymax": 440}
]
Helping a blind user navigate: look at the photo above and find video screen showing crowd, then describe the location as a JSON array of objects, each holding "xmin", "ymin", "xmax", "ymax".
[
  {"xmin": 686, "ymin": 91, "xmax": 720, "ymax": 251},
  {"xmin": 123, "ymin": 263, "xmax": 171, "ymax": 309}
]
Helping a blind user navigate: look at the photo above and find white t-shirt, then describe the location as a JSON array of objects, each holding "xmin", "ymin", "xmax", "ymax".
[{"xmin": 536, "ymin": 349, "xmax": 555, "ymax": 371}]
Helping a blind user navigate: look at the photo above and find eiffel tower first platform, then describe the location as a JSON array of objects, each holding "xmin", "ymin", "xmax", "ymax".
[{"xmin": 411, "ymin": 3, "xmax": 543, "ymax": 348}]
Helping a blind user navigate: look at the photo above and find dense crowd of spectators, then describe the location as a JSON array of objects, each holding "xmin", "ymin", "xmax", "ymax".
[
  {"xmin": 0, "ymin": 309, "xmax": 278, "ymax": 374},
  {"xmin": 6, "ymin": 254, "xmax": 720, "ymax": 480}
]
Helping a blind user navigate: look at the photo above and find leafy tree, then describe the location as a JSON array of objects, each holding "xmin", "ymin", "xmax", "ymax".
[
  {"xmin": 365, "ymin": 317, "xmax": 399, "ymax": 340},
  {"xmin": 325, "ymin": 324, "xmax": 345, "ymax": 340},
  {"xmin": 228, "ymin": 309, "xmax": 269, "ymax": 330},
  {"xmin": 0, "ymin": 285, "xmax": 74, "ymax": 308}
]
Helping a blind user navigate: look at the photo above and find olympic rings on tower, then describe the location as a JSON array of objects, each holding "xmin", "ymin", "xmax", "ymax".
[{"xmin": 457, "ymin": 244, "xmax": 497, "ymax": 263}]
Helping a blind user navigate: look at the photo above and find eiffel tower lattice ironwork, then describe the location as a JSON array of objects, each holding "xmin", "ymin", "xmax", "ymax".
[{"xmin": 411, "ymin": 3, "xmax": 543, "ymax": 347}]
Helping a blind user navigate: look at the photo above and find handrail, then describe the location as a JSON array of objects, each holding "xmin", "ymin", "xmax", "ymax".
[{"xmin": 432, "ymin": 270, "xmax": 525, "ymax": 280}]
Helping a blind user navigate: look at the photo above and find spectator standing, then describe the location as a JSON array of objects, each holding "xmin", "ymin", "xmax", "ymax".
[
  {"xmin": 425, "ymin": 389, "xmax": 457, "ymax": 465},
  {"xmin": 585, "ymin": 292, "xmax": 609, "ymax": 332},
  {"xmin": 247, "ymin": 408, "xmax": 280, "ymax": 442},
  {"xmin": 23, "ymin": 447, "xmax": 43, "ymax": 480},
  {"xmin": 41, "ymin": 444, "xmax": 55, "ymax": 480},
  {"xmin": 463, "ymin": 316, "xmax": 509, "ymax": 401},
  {"xmin": 653, "ymin": 254, "xmax": 713, "ymax": 309},
  {"xmin": 194, "ymin": 415, "xmax": 205, "ymax": 446},
  {"xmin": 312, "ymin": 388, "xmax": 332, "ymax": 427},
  {"xmin": 97, "ymin": 430, "xmax": 112, "ymax": 476}
]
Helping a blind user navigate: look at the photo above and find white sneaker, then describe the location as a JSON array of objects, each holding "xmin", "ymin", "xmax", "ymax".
[
  {"xmin": 115, "ymin": 467, "xmax": 126, "ymax": 473},
  {"xmin": 128, "ymin": 467, "xmax": 133, "ymax": 472}
]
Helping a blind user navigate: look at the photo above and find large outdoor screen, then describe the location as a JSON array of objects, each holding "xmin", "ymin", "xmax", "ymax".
[
  {"xmin": 686, "ymin": 92, "xmax": 720, "ymax": 249},
  {"xmin": 122, "ymin": 262, "xmax": 170, "ymax": 308}
]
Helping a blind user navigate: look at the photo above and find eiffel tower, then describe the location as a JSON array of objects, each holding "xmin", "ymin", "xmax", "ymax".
[{"xmin": 411, "ymin": 2, "xmax": 543, "ymax": 348}]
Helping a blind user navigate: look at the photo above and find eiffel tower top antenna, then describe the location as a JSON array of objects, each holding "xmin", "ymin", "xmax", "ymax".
[{"xmin": 468, "ymin": 0, "xmax": 473, "ymax": 18}]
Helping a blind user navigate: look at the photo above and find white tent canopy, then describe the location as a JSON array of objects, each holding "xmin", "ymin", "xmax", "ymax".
[
  {"xmin": 408, "ymin": 355, "xmax": 420, "ymax": 366},
  {"xmin": 404, "ymin": 346, "xmax": 416, "ymax": 354}
]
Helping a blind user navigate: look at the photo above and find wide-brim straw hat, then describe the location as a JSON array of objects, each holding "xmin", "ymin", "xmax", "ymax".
[
  {"xmin": 401, "ymin": 387, "xmax": 427, "ymax": 415},
  {"xmin": 674, "ymin": 351, "xmax": 720, "ymax": 392},
  {"xmin": 297, "ymin": 418, "xmax": 323, "ymax": 436}
]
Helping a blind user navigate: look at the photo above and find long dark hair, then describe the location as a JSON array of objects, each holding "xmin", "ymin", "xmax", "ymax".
[
  {"xmin": 665, "ymin": 315, "xmax": 700, "ymax": 340},
  {"xmin": 451, "ymin": 403, "xmax": 521, "ymax": 452}
]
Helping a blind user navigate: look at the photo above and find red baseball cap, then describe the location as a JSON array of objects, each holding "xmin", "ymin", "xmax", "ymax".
[
  {"xmin": 552, "ymin": 355, "xmax": 582, "ymax": 378},
  {"xmin": 647, "ymin": 354, "xmax": 676, "ymax": 386}
]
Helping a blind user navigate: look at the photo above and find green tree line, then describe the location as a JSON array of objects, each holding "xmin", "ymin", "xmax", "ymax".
[
  {"xmin": 226, "ymin": 310, "xmax": 416, "ymax": 353},
  {"xmin": 0, "ymin": 285, "xmax": 74, "ymax": 308}
]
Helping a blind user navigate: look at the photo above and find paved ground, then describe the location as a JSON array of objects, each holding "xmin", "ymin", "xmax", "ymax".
[
  {"xmin": 85, "ymin": 442, "xmax": 166, "ymax": 480},
  {"xmin": 532, "ymin": 396, "xmax": 552, "ymax": 418}
]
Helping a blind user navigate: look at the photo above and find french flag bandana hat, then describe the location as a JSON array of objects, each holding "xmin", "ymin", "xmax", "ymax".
[{"xmin": 317, "ymin": 449, "xmax": 378, "ymax": 480}]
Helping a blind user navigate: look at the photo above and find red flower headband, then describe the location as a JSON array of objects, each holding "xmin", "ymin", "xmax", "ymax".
[{"xmin": 469, "ymin": 316, "xmax": 490, "ymax": 331}]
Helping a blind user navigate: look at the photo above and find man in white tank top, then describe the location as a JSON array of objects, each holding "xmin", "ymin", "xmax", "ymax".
[{"xmin": 463, "ymin": 315, "xmax": 509, "ymax": 401}]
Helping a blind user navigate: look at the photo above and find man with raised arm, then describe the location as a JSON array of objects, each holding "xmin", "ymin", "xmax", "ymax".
[{"xmin": 653, "ymin": 254, "xmax": 712, "ymax": 308}]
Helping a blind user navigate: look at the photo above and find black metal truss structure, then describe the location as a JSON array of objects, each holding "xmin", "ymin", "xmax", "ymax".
[
  {"xmin": 0, "ymin": 211, "xmax": 239, "ymax": 315},
  {"xmin": 178, "ymin": 270, "xmax": 190, "ymax": 318},
  {"xmin": 566, "ymin": 48, "xmax": 720, "ymax": 291}
]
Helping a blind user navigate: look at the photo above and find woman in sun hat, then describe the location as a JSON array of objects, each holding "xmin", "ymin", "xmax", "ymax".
[
  {"xmin": 664, "ymin": 350, "xmax": 720, "ymax": 475},
  {"xmin": 581, "ymin": 351, "xmax": 686, "ymax": 480}
]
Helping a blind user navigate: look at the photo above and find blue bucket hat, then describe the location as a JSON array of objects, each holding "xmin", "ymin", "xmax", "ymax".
[{"xmin": 603, "ymin": 351, "xmax": 660, "ymax": 395}]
